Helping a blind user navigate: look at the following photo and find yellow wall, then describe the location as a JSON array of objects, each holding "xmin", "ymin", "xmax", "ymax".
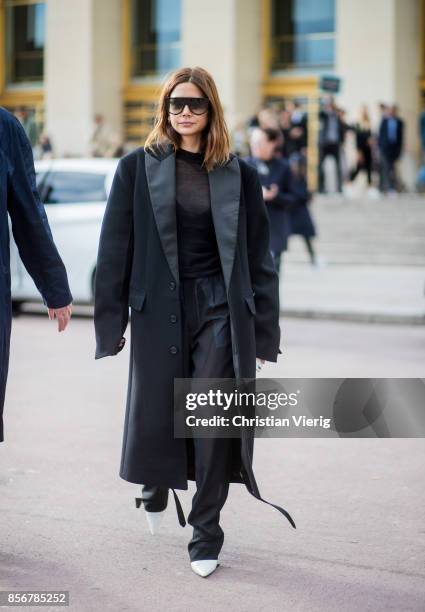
[{"xmin": 121, "ymin": 0, "xmax": 162, "ymax": 145}]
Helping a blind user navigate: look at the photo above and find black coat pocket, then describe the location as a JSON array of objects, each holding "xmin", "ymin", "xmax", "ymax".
[{"xmin": 128, "ymin": 289, "xmax": 146, "ymax": 311}]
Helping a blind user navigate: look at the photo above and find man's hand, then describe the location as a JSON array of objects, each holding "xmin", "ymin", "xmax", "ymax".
[{"xmin": 48, "ymin": 303, "xmax": 72, "ymax": 332}]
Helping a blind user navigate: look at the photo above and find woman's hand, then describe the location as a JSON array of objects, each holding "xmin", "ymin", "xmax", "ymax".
[
  {"xmin": 262, "ymin": 184, "xmax": 279, "ymax": 201},
  {"xmin": 48, "ymin": 303, "xmax": 72, "ymax": 332},
  {"xmin": 256, "ymin": 357, "xmax": 266, "ymax": 372}
]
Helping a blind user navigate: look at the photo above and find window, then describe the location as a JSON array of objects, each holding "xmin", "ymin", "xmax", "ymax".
[
  {"xmin": 5, "ymin": 0, "xmax": 46, "ymax": 84},
  {"xmin": 38, "ymin": 172, "xmax": 107, "ymax": 204},
  {"xmin": 130, "ymin": 0, "xmax": 181, "ymax": 78},
  {"xmin": 271, "ymin": 0, "xmax": 335, "ymax": 71}
]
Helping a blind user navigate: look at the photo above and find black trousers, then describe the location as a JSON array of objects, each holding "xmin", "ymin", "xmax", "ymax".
[{"xmin": 142, "ymin": 270, "xmax": 236, "ymax": 561}]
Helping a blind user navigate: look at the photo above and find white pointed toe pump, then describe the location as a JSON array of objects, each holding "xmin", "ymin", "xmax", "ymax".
[
  {"xmin": 145, "ymin": 509, "xmax": 166, "ymax": 535},
  {"xmin": 135, "ymin": 485, "xmax": 168, "ymax": 535},
  {"xmin": 190, "ymin": 559, "xmax": 219, "ymax": 577}
]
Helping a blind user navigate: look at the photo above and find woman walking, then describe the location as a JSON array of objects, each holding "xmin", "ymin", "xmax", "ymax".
[
  {"xmin": 94, "ymin": 66, "xmax": 296, "ymax": 578},
  {"xmin": 349, "ymin": 105, "xmax": 374, "ymax": 187},
  {"xmin": 288, "ymin": 152, "xmax": 318, "ymax": 266}
]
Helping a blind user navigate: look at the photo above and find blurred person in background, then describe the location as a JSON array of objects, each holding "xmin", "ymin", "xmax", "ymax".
[
  {"xmin": 276, "ymin": 101, "xmax": 308, "ymax": 160},
  {"xmin": 90, "ymin": 113, "xmax": 122, "ymax": 158},
  {"xmin": 417, "ymin": 103, "xmax": 425, "ymax": 190},
  {"xmin": 286, "ymin": 100, "xmax": 308, "ymax": 156},
  {"xmin": 37, "ymin": 133, "xmax": 54, "ymax": 160},
  {"xmin": 257, "ymin": 106, "xmax": 280, "ymax": 131},
  {"xmin": 277, "ymin": 106, "xmax": 294, "ymax": 157},
  {"xmin": 349, "ymin": 105, "xmax": 374, "ymax": 188},
  {"xmin": 246, "ymin": 106, "xmax": 285, "ymax": 159},
  {"xmin": 231, "ymin": 119, "xmax": 250, "ymax": 157},
  {"xmin": 14, "ymin": 107, "xmax": 39, "ymax": 150},
  {"xmin": 244, "ymin": 127, "xmax": 295, "ymax": 275},
  {"xmin": 419, "ymin": 102, "xmax": 425, "ymax": 161},
  {"xmin": 0, "ymin": 107, "xmax": 73, "ymax": 444},
  {"xmin": 376, "ymin": 103, "xmax": 389, "ymax": 191},
  {"xmin": 338, "ymin": 108, "xmax": 351, "ymax": 186},
  {"xmin": 318, "ymin": 96, "xmax": 344, "ymax": 194},
  {"xmin": 288, "ymin": 152, "xmax": 318, "ymax": 266},
  {"xmin": 247, "ymin": 103, "xmax": 263, "ymax": 129},
  {"xmin": 378, "ymin": 104, "xmax": 404, "ymax": 194}
]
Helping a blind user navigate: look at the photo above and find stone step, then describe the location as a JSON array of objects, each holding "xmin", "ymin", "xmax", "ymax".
[
  {"xmin": 285, "ymin": 255, "xmax": 425, "ymax": 266},
  {"xmin": 287, "ymin": 195, "xmax": 425, "ymax": 265}
]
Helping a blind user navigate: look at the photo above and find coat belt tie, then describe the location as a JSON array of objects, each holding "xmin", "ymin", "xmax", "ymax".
[
  {"xmin": 171, "ymin": 488, "xmax": 186, "ymax": 527},
  {"xmin": 240, "ymin": 469, "xmax": 296, "ymax": 529}
]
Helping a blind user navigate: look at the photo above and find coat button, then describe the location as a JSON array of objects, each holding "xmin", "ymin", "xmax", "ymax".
[
  {"xmin": 169, "ymin": 281, "xmax": 176, "ymax": 290},
  {"xmin": 170, "ymin": 314, "xmax": 177, "ymax": 323},
  {"xmin": 169, "ymin": 345, "xmax": 178, "ymax": 354}
]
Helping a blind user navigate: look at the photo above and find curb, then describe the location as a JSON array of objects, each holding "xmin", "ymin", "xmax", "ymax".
[{"xmin": 280, "ymin": 308, "xmax": 425, "ymax": 326}]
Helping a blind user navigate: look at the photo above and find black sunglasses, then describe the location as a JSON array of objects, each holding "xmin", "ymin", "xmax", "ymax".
[{"xmin": 165, "ymin": 97, "xmax": 210, "ymax": 115}]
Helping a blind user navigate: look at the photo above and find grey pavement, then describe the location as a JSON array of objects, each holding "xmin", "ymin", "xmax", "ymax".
[{"xmin": 1, "ymin": 314, "xmax": 424, "ymax": 612}]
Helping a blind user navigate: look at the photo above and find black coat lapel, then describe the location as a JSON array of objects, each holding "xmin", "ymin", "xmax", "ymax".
[
  {"xmin": 145, "ymin": 143, "xmax": 241, "ymax": 292},
  {"xmin": 145, "ymin": 145, "xmax": 180, "ymax": 285},
  {"xmin": 208, "ymin": 156, "xmax": 241, "ymax": 294}
]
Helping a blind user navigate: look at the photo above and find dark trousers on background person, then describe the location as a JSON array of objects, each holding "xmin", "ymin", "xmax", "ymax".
[
  {"xmin": 350, "ymin": 148, "xmax": 372, "ymax": 185},
  {"xmin": 318, "ymin": 143, "xmax": 342, "ymax": 193},
  {"xmin": 142, "ymin": 270, "xmax": 236, "ymax": 561},
  {"xmin": 380, "ymin": 154, "xmax": 399, "ymax": 192}
]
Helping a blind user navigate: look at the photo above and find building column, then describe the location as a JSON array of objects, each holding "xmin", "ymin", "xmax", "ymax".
[
  {"xmin": 45, "ymin": 0, "xmax": 122, "ymax": 157},
  {"xmin": 394, "ymin": 0, "xmax": 421, "ymax": 188},
  {"xmin": 182, "ymin": 0, "xmax": 262, "ymax": 141}
]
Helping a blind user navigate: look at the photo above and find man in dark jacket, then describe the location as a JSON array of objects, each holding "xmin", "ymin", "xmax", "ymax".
[
  {"xmin": 378, "ymin": 104, "xmax": 404, "ymax": 193},
  {"xmin": 245, "ymin": 127, "xmax": 295, "ymax": 274},
  {"xmin": 0, "ymin": 107, "xmax": 73, "ymax": 443},
  {"xmin": 419, "ymin": 105, "xmax": 425, "ymax": 160},
  {"xmin": 318, "ymin": 96, "xmax": 344, "ymax": 193}
]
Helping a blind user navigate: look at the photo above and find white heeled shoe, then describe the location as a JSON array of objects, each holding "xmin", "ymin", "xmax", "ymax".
[
  {"xmin": 190, "ymin": 559, "xmax": 219, "ymax": 577},
  {"xmin": 145, "ymin": 509, "xmax": 166, "ymax": 535}
]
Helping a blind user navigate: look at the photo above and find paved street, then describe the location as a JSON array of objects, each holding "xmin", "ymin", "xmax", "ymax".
[{"xmin": 1, "ymin": 313, "xmax": 424, "ymax": 612}]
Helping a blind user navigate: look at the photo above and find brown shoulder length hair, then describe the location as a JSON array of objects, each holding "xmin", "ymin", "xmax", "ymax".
[{"xmin": 144, "ymin": 66, "xmax": 231, "ymax": 172}]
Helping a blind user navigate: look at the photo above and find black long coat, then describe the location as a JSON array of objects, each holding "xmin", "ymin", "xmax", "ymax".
[
  {"xmin": 94, "ymin": 142, "xmax": 296, "ymax": 528},
  {"xmin": 290, "ymin": 175, "xmax": 316, "ymax": 238},
  {"xmin": 243, "ymin": 155, "xmax": 295, "ymax": 254},
  {"xmin": 0, "ymin": 107, "xmax": 72, "ymax": 443}
]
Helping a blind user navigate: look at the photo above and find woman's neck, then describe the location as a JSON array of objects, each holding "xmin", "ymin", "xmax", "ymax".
[{"xmin": 179, "ymin": 135, "xmax": 203, "ymax": 154}]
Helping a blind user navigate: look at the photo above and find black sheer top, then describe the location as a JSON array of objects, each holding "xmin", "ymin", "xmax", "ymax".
[{"xmin": 175, "ymin": 147, "xmax": 222, "ymax": 278}]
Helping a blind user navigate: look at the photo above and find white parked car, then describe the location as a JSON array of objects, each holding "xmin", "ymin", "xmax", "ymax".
[{"xmin": 10, "ymin": 158, "xmax": 119, "ymax": 307}]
